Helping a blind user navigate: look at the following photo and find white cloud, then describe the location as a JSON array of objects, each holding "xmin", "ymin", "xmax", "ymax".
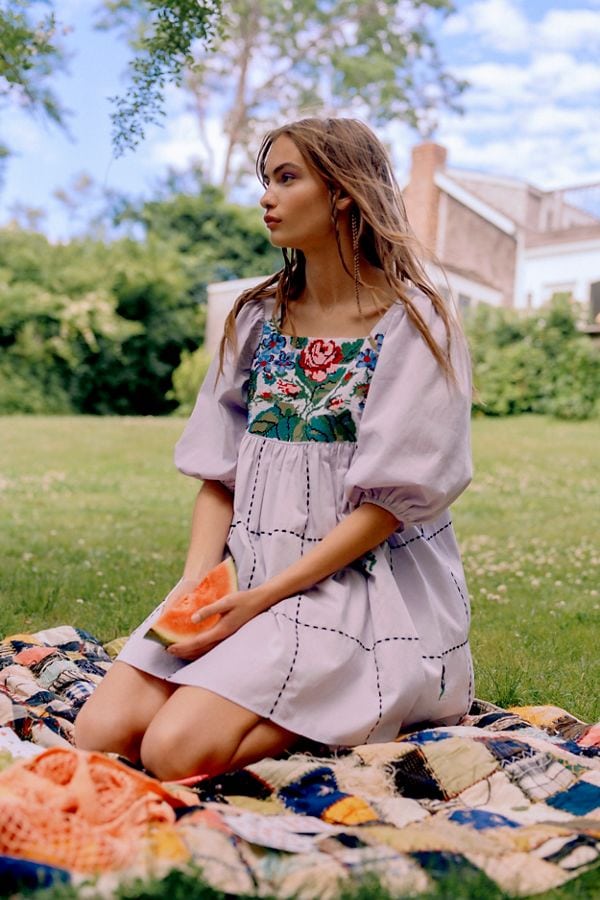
[
  {"xmin": 443, "ymin": 0, "xmax": 530, "ymax": 53},
  {"xmin": 537, "ymin": 9, "xmax": 600, "ymax": 50},
  {"xmin": 444, "ymin": 1, "xmax": 600, "ymax": 56},
  {"xmin": 143, "ymin": 110, "xmax": 228, "ymax": 181},
  {"xmin": 431, "ymin": 3, "xmax": 600, "ymax": 191}
]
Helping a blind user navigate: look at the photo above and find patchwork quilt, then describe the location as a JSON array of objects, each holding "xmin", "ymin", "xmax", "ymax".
[{"xmin": 0, "ymin": 626, "xmax": 598, "ymax": 897}]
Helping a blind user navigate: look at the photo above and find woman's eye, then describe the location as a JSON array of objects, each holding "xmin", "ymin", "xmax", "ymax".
[{"xmin": 280, "ymin": 173, "xmax": 295, "ymax": 183}]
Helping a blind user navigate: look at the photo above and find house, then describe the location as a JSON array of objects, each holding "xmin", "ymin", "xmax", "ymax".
[
  {"xmin": 204, "ymin": 143, "xmax": 600, "ymax": 353},
  {"xmin": 402, "ymin": 142, "xmax": 600, "ymax": 320}
]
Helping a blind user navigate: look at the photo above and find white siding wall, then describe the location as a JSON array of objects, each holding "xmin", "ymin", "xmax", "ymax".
[
  {"xmin": 205, "ymin": 276, "xmax": 265, "ymax": 355},
  {"xmin": 515, "ymin": 240, "xmax": 600, "ymax": 309}
]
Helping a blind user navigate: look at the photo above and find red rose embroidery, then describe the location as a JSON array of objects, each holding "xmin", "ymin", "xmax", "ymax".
[
  {"xmin": 299, "ymin": 340, "xmax": 343, "ymax": 383},
  {"xmin": 328, "ymin": 395, "xmax": 345, "ymax": 410},
  {"xmin": 277, "ymin": 379, "xmax": 301, "ymax": 397},
  {"xmin": 260, "ymin": 391, "xmax": 273, "ymax": 400}
]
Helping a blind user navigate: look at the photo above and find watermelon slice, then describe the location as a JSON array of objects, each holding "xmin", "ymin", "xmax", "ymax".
[{"xmin": 145, "ymin": 557, "xmax": 237, "ymax": 647}]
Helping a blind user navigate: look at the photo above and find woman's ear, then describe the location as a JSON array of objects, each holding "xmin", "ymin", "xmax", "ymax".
[{"xmin": 334, "ymin": 190, "xmax": 353, "ymax": 212}]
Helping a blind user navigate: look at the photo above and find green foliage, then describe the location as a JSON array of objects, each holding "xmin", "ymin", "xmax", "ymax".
[
  {"xmin": 101, "ymin": 0, "xmax": 463, "ymax": 186},
  {"xmin": 0, "ymin": 183, "xmax": 277, "ymax": 414},
  {"xmin": 97, "ymin": 1, "xmax": 222, "ymax": 155},
  {"xmin": 0, "ymin": 0, "xmax": 67, "ymax": 137},
  {"xmin": 117, "ymin": 181, "xmax": 280, "ymax": 280},
  {"xmin": 0, "ymin": 354, "xmax": 72, "ymax": 414},
  {"xmin": 168, "ymin": 346, "xmax": 212, "ymax": 415},
  {"xmin": 466, "ymin": 298, "xmax": 600, "ymax": 420}
]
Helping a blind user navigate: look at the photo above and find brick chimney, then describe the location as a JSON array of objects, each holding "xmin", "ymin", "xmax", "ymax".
[{"xmin": 403, "ymin": 142, "xmax": 447, "ymax": 254}]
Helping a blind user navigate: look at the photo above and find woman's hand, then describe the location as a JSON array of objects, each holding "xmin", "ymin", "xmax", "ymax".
[
  {"xmin": 166, "ymin": 587, "xmax": 268, "ymax": 661},
  {"xmin": 162, "ymin": 577, "xmax": 200, "ymax": 612}
]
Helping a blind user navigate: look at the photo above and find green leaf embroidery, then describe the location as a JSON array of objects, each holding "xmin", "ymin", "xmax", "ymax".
[
  {"xmin": 309, "ymin": 367, "xmax": 346, "ymax": 405},
  {"xmin": 275, "ymin": 410, "xmax": 303, "ymax": 440},
  {"xmin": 340, "ymin": 339, "xmax": 365, "ymax": 361},
  {"xmin": 249, "ymin": 402, "xmax": 303, "ymax": 440},
  {"xmin": 248, "ymin": 407, "xmax": 281, "ymax": 436},
  {"xmin": 331, "ymin": 409, "xmax": 356, "ymax": 441},
  {"xmin": 305, "ymin": 414, "xmax": 337, "ymax": 442}
]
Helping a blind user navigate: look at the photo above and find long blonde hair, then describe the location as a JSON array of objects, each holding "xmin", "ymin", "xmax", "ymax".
[{"xmin": 219, "ymin": 117, "xmax": 457, "ymax": 376}]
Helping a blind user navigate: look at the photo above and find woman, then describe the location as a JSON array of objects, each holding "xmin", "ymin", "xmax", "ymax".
[{"xmin": 75, "ymin": 118, "xmax": 473, "ymax": 780}]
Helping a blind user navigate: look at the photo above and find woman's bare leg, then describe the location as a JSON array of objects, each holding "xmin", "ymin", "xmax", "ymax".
[
  {"xmin": 74, "ymin": 661, "xmax": 176, "ymax": 762},
  {"xmin": 139, "ymin": 685, "xmax": 297, "ymax": 780}
]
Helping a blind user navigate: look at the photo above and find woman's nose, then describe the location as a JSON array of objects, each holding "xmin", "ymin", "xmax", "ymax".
[{"xmin": 260, "ymin": 186, "xmax": 274, "ymax": 208}]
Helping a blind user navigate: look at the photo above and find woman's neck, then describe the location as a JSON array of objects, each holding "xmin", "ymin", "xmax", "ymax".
[{"xmin": 301, "ymin": 244, "xmax": 394, "ymax": 315}]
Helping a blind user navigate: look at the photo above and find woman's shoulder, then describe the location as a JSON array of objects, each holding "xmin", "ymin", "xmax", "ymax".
[{"xmin": 234, "ymin": 292, "xmax": 276, "ymax": 332}]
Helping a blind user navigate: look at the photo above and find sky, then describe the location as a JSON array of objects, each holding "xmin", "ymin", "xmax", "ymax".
[{"xmin": 1, "ymin": 0, "xmax": 600, "ymax": 240}]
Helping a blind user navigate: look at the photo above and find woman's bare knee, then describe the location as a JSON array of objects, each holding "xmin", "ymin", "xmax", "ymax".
[
  {"xmin": 140, "ymin": 715, "xmax": 234, "ymax": 780},
  {"xmin": 74, "ymin": 699, "xmax": 142, "ymax": 759},
  {"xmin": 139, "ymin": 687, "xmax": 297, "ymax": 781},
  {"xmin": 73, "ymin": 661, "xmax": 174, "ymax": 760}
]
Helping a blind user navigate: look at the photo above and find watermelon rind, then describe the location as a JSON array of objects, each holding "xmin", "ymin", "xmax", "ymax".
[{"xmin": 144, "ymin": 557, "xmax": 237, "ymax": 647}]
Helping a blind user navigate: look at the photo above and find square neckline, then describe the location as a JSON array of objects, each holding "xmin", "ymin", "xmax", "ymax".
[{"xmin": 268, "ymin": 301, "xmax": 398, "ymax": 343}]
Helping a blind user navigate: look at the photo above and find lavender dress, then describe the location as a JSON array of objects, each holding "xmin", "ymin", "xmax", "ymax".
[{"xmin": 118, "ymin": 292, "xmax": 474, "ymax": 746}]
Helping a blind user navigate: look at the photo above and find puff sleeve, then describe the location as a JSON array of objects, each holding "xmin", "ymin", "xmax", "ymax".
[
  {"xmin": 344, "ymin": 295, "xmax": 472, "ymax": 528},
  {"xmin": 174, "ymin": 300, "xmax": 264, "ymax": 491}
]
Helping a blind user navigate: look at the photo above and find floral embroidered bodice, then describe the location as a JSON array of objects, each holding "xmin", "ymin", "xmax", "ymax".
[{"xmin": 247, "ymin": 319, "xmax": 385, "ymax": 442}]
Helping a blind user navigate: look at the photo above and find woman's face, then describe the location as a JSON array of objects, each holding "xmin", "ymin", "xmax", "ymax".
[{"xmin": 260, "ymin": 135, "xmax": 335, "ymax": 253}]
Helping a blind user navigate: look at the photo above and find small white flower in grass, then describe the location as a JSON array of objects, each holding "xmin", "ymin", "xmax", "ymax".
[
  {"xmin": 497, "ymin": 584, "xmax": 507, "ymax": 593},
  {"xmin": 22, "ymin": 552, "xmax": 34, "ymax": 561},
  {"xmin": 75, "ymin": 598, "xmax": 84, "ymax": 604},
  {"xmin": 530, "ymin": 577, "xmax": 541, "ymax": 588},
  {"xmin": 554, "ymin": 580, "xmax": 563, "ymax": 587},
  {"xmin": 590, "ymin": 590, "xmax": 598, "ymax": 597}
]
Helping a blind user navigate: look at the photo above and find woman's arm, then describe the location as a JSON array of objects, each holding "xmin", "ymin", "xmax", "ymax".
[
  {"xmin": 168, "ymin": 502, "xmax": 399, "ymax": 658},
  {"xmin": 182, "ymin": 480, "xmax": 235, "ymax": 581},
  {"xmin": 255, "ymin": 502, "xmax": 399, "ymax": 607}
]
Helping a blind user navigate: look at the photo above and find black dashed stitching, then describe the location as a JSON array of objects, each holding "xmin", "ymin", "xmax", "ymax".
[
  {"xmin": 245, "ymin": 442, "xmax": 265, "ymax": 527},
  {"xmin": 229, "ymin": 519, "xmax": 453, "ymax": 548},
  {"xmin": 450, "ymin": 569, "xmax": 470, "ymax": 624},
  {"xmin": 421, "ymin": 638, "xmax": 470, "ymax": 660},
  {"xmin": 269, "ymin": 596, "xmax": 301, "ymax": 717},
  {"xmin": 245, "ymin": 442, "xmax": 265, "ymax": 589},
  {"xmin": 268, "ymin": 455, "xmax": 311, "ymax": 716},
  {"xmin": 390, "ymin": 520, "xmax": 452, "ymax": 549},
  {"xmin": 364, "ymin": 641, "xmax": 383, "ymax": 742},
  {"xmin": 272, "ymin": 609, "xmax": 419, "ymax": 651},
  {"xmin": 229, "ymin": 520, "xmax": 322, "ymax": 543}
]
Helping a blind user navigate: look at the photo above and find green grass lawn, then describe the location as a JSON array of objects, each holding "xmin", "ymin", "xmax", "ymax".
[
  {"xmin": 1, "ymin": 414, "xmax": 599, "ymax": 899},
  {"xmin": 1, "ymin": 414, "xmax": 598, "ymax": 721}
]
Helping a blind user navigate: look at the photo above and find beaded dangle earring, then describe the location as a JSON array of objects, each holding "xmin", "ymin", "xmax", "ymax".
[{"xmin": 351, "ymin": 209, "xmax": 363, "ymax": 317}]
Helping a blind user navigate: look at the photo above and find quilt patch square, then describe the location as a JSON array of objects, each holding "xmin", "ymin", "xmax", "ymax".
[
  {"xmin": 506, "ymin": 752, "xmax": 577, "ymax": 801},
  {"xmin": 389, "ymin": 748, "xmax": 447, "ymax": 800},
  {"xmin": 546, "ymin": 780, "xmax": 600, "ymax": 816}
]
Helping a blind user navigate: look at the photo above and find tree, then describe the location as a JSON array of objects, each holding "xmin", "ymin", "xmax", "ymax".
[
  {"xmin": 103, "ymin": 0, "xmax": 464, "ymax": 189},
  {"xmin": 0, "ymin": 1, "xmax": 222, "ymax": 182},
  {"xmin": 0, "ymin": 0, "xmax": 68, "ymax": 175},
  {"xmin": 0, "ymin": 180, "xmax": 278, "ymax": 414},
  {"xmin": 96, "ymin": 0, "xmax": 222, "ymax": 155}
]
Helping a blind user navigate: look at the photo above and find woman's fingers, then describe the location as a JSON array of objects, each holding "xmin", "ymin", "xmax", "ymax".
[
  {"xmin": 167, "ymin": 590, "xmax": 262, "ymax": 660},
  {"xmin": 190, "ymin": 596, "xmax": 230, "ymax": 624},
  {"xmin": 167, "ymin": 627, "xmax": 223, "ymax": 659}
]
